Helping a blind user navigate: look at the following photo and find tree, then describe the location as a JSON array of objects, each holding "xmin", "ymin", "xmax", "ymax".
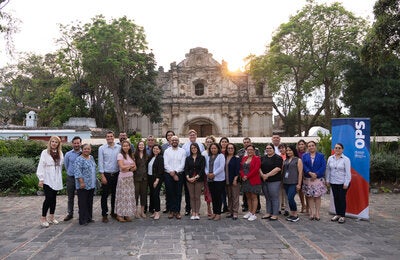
[
  {"xmin": 0, "ymin": 54, "xmax": 65, "ymax": 125},
  {"xmin": 343, "ymin": 0, "xmax": 400, "ymax": 135},
  {"xmin": 73, "ymin": 15, "xmax": 161, "ymax": 131},
  {"xmin": 0, "ymin": 0, "xmax": 19, "ymax": 56},
  {"xmin": 248, "ymin": 1, "xmax": 367, "ymax": 135}
]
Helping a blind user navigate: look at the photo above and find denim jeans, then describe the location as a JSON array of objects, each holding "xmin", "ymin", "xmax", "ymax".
[
  {"xmin": 262, "ymin": 181, "xmax": 281, "ymax": 215},
  {"xmin": 283, "ymin": 183, "xmax": 297, "ymax": 212}
]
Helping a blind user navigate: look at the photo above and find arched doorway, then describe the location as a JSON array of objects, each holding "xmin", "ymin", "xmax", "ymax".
[{"xmin": 184, "ymin": 118, "xmax": 218, "ymax": 137}]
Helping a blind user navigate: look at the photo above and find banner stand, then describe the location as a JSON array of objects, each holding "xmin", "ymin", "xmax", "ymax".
[{"xmin": 330, "ymin": 118, "xmax": 370, "ymax": 220}]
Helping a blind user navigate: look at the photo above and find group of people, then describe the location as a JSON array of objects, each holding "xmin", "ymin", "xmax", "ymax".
[{"xmin": 36, "ymin": 132, "xmax": 351, "ymax": 227}]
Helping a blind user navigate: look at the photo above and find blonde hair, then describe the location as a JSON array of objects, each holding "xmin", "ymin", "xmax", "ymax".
[{"xmin": 46, "ymin": 136, "xmax": 62, "ymax": 155}]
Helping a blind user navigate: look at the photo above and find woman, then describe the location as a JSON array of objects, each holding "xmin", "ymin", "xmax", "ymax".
[
  {"xmin": 202, "ymin": 135, "xmax": 215, "ymax": 217},
  {"xmin": 205, "ymin": 143, "xmax": 226, "ymax": 221},
  {"xmin": 134, "ymin": 140, "xmax": 148, "ymax": 218},
  {"xmin": 260, "ymin": 143, "xmax": 283, "ymax": 221},
  {"xmin": 326, "ymin": 143, "xmax": 351, "ymax": 224},
  {"xmin": 278, "ymin": 143, "xmax": 289, "ymax": 216},
  {"xmin": 147, "ymin": 144, "xmax": 164, "ymax": 220},
  {"xmin": 115, "ymin": 140, "xmax": 137, "ymax": 222},
  {"xmin": 36, "ymin": 136, "xmax": 64, "ymax": 228},
  {"xmin": 74, "ymin": 144, "xmax": 96, "ymax": 225},
  {"xmin": 185, "ymin": 143, "xmax": 206, "ymax": 220},
  {"xmin": 219, "ymin": 137, "xmax": 229, "ymax": 155},
  {"xmin": 297, "ymin": 139, "xmax": 307, "ymax": 213},
  {"xmin": 225, "ymin": 143, "xmax": 241, "ymax": 220},
  {"xmin": 302, "ymin": 141, "xmax": 327, "ymax": 220},
  {"xmin": 219, "ymin": 136, "xmax": 230, "ymax": 213},
  {"xmin": 282, "ymin": 145, "xmax": 303, "ymax": 222},
  {"xmin": 240, "ymin": 144, "xmax": 262, "ymax": 221}
]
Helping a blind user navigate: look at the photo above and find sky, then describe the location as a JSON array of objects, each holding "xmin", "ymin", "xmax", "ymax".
[{"xmin": 1, "ymin": 0, "xmax": 376, "ymax": 71}]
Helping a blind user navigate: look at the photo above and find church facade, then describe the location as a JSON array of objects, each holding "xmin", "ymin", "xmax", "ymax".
[{"xmin": 127, "ymin": 47, "xmax": 273, "ymax": 137}]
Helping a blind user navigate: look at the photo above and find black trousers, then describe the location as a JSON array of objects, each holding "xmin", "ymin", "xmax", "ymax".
[
  {"xmin": 148, "ymin": 175, "xmax": 163, "ymax": 212},
  {"xmin": 209, "ymin": 180, "xmax": 225, "ymax": 215},
  {"xmin": 42, "ymin": 184, "xmax": 58, "ymax": 217},
  {"xmin": 101, "ymin": 172, "xmax": 119, "ymax": 216},
  {"xmin": 331, "ymin": 184, "xmax": 349, "ymax": 217},
  {"xmin": 77, "ymin": 188, "xmax": 94, "ymax": 225}
]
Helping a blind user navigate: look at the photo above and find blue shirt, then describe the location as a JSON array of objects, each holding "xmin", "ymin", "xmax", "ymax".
[
  {"xmin": 74, "ymin": 155, "xmax": 97, "ymax": 190},
  {"xmin": 98, "ymin": 143, "xmax": 120, "ymax": 173},
  {"xmin": 64, "ymin": 149, "xmax": 81, "ymax": 176},
  {"xmin": 182, "ymin": 141, "xmax": 205, "ymax": 157}
]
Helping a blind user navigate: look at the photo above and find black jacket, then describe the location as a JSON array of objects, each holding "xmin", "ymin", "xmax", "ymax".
[{"xmin": 184, "ymin": 155, "xmax": 206, "ymax": 182}]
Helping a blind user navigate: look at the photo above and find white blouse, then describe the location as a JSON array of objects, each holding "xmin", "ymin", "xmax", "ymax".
[{"xmin": 36, "ymin": 150, "xmax": 64, "ymax": 190}]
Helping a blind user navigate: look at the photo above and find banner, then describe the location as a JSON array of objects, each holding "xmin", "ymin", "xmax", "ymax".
[{"xmin": 330, "ymin": 118, "xmax": 370, "ymax": 220}]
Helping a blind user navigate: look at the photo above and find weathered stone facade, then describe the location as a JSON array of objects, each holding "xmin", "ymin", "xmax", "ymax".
[{"xmin": 128, "ymin": 47, "xmax": 273, "ymax": 137}]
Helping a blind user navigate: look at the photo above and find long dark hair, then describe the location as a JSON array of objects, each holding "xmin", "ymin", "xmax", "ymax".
[
  {"xmin": 134, "ymin": 140, "xmax": 148, "ymax": 161},
  {"xmin": 190, "ymin": 143, "xmax": 202, "ymax": 157},
  {"xmin": 286, "ymin": 144, "xmax": 299, "ymax": 158},
  {"xmin": 120, "ymin": 140, "xmax": 133, "ymax": 160}
]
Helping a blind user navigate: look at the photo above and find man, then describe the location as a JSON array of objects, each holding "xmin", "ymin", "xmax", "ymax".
[
  {"xmin": 63, "ymin": 136, "xmax": 82, "ymax": 221},
  {"xmin": 145, "ymin": 135, "xmax": 155, "ymax": 156},
  {"xmin": 237, "ymin": 137, "xmax": 261, "ymax": 213},
  {"xmin": 272, "ymin": 134, "xmax": 281, "ymax": 155},
  {"xmin": 118, "ymin": 131, "xmax": 135, "ymax": 151},
  {"xmin": 161, "ymin": 130, "xmax": 175, "ymax": 213},
  {"xmin": 163, "ymin": 135, "xmax": 187, "ymax": 219},
  {"xmin": 161, "ymin": 130, "xmax": 175, "ymax": 152},
  {"xmin": 181, "ymin": 129, "xmax": 205, "ymax": 215},
  {"xmin": 272, "ymin": 133, "xmax": 289, "ymax": 216},
  {"xmin": 182, "ymin": 129, "xmax": 205, "ymax": 156},
  {"xmin": 98, "ymin": 131, "xmax": 121, "ymax": 223}
]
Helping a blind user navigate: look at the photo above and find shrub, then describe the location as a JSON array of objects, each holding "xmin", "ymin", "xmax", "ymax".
[
  {"xmin": 0, "ymin": 156, "xmax": 37, "ymax": 191},
  {"xmin": 370, "ymin": 152, "xmax": 400, "ymax": 183},
  {"xmin": 17, "ymin": 173, "xmax": 39, "ymax": 195}
]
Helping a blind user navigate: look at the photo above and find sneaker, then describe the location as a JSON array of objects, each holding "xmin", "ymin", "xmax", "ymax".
[
  {"xmin": 243, "ymin": 212, "xmax": 252, "ymax": 219},
  {"xmin": 195, "ymin": 216, "xmax": 200, "ymax": 220},
  {"xmin": 287, "ymin": 215, "xmax": 300, "ymax": 222},
  {"xmin": 248, "ymin": 214, "xmax": 257, "ymax": 221},
  {"xmin": 190, "ymin": 216, "xmax": 195, "ymax": 220},
  {"xmin": 284, "ymin": 211, "xmax": 289, "ymax": 217}
]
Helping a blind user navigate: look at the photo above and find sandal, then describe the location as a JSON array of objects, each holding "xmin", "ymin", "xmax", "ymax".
[
  {"xmin": 338, "ymin": 217, "xmax": 345, "ymax": 224},
  {"xmin": 269, "ymin": 216, "xmax": 278, "ymax": 221},
  {"xmin": 261, "ymin": 215, "xmax": 271, "ymax": 219}
]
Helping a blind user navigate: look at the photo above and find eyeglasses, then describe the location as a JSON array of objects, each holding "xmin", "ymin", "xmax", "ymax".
[
  {"xmin": 227, "ymin": 147, "xmax": 234, "ymax": 150},
  {"xmin": 334, "ymin": 147, "xmax": 342, "ymax": 149}
]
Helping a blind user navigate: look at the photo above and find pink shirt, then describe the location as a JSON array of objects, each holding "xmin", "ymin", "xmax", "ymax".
[{"xmin": 117, "ymin": 153, "xmax": 134, "ymax": 178}]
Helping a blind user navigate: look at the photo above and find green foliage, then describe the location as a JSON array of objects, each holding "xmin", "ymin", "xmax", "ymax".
[
  {"xmin": 317, "ymin": 132, "xmax": 332, "ymax": 160},
  {"xmin": 0, "ymin": 140, "xmax": 9, "ymax": 156},
  {"xmin": 17, "ymin": 173, "xmax": 39, "ymax": 195},
  {"xmin": 130, "ymin": 132, "xmax": 143, "ymax": 149},
  {"xmin": 3, "ymin": 139, "xmax": 46, "ymax": 162},
  {"xmin": 248, "ymin": 1, "xmax": 367, "ymax": 134},
  {"xmin": 0, "ymin": 156, "xmax": 36, "ymax": 191},
  {"xmin": 73, "ymin": 15, "xmax": 161, "ymax": 131},
  {"xmin": 370, "ymin": 152, "xmax": 400, "ymax": 183}
]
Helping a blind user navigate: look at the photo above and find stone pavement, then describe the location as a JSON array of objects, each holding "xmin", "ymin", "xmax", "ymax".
[{"xmin": 0, "ymin": 193, "xmax": 399, "ymax": 260}]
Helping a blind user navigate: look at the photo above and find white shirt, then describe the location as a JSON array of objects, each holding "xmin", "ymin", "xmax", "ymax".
[
  {"xmin": 36, "ymin": 150, "xmax": 64, "ymax": 190},
  {"xmin": 164, "ymin": 146, "xmax": 186, "ymax": 173},
  {"xmin": 326, "ymin": 154, "xmax": 351, "ymax": 186}
]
